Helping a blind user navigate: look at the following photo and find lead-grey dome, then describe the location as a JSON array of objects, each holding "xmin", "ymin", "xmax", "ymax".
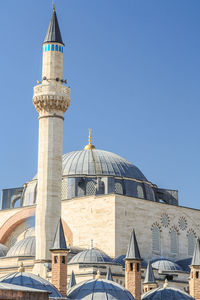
[
  {"xmin": 6, "ymin": 237, "xmax": 35, "ymax": 257},
  {"xmin": 142, "ymin": 287, "xmax": 194, "ymax": 300},
  {"xmin": 151, "ymin": 258, "xmax": 182, "ymax": 272},
  {"xmin": 69, "ymin": 248, "xmax": 112, "ymax": 264},
  {"xmin": 62, "ymin": 149, "xmax": 147, "ymax": 180},
  {"xmin": 0, "ymin": 272, "xmax": 62, "ymax": 298},
  {"xmin": 67, "ymin": 279, "xmax": 134, "ymax": 300},
  {"xmin": 0, "ymin": 244, "xmax": 8, "ymax": 257}
]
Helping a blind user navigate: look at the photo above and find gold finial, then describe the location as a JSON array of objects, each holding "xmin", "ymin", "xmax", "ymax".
[
  {"xmin": 18, "ymin": 262, "xmax": 25, "ymax": 273},
  {"xmin": 163, "ymin": 279, "xmax": 168, "ymax": 289},
  {"xmin": 95, "ymin": 269, "xmax": 101, "ymax": 279},
  {"xmin": 52, "ymin": 0, "xmax": 55, "ymax": 11},
  {"xmin": 84, "ymin": 129, "xmax": 96, "ymax": 150}
]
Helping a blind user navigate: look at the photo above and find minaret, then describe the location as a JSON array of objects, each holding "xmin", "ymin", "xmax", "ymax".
[
  {"xmin": 125, "ymin": 229, "xmax": 142, "ymax": 300},
  {"xmin": 50, "ymin": 219, "xmax": 70, "ymax": 296},
  {"xmin": 189, "ymin": 238, "xmax": 200, "ymax": 300},
  {"xmin": 33, "ymin": 7, "xmax": 70, "ymax": 277},
  {"xmin": 143, "ymin": 261, "xmax": 157, "ymax": 293}
]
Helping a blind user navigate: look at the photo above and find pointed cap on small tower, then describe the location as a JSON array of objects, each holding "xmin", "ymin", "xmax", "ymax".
[
  {"xmin": 106, "ymin": 267, "xmax": 113, "ymax": 281},
  {"xmin": 68, "ymin": 271, "xmax": 76, "ymax": 289},
  {"xmin": 50, "ymin": 219, "xmax": 69, "ymax": 251},
  {"xmin": 144, "ymin": 261, "xmax": 156, "ymax": 284},
  {"xmin": 191, "ymin": 238, "xmax": 200, "ymax": 266},
  {"xmin": 125, "ymin": 229, "xmax": 141, "ymax": 260},
  {"xmin": 44, "ymin": 6, "xmax": 64, "ymax": 45}
]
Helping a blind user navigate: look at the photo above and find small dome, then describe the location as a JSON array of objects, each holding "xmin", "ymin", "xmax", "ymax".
[
  {"xmin": 6, "ymin": 237, "xmax": 35, "ymax": 257},
  {"xmin": 113, "ymin": 254, "xmax": 147, "ymax": 269},
  {"xmin": 69, "ymin": 248, "xmax": 112, "ymax": 264},
  {"xmin": 68, "ymin": 279, "xmax": 135, "ymax": 300},
  {"xmin": 0, "ymin": 243, "xmax": 8, "ymax": 257},
  {"xmin": 142, "ymin": 287, "xmax": 194, "ymax": 300},
  {"xmin": 0, "ymin": 272, "xmax": 62, "ymax": 298},
  {"xmin": 151, "ymin": 258, "xmax": 182, "ymax": 272}
]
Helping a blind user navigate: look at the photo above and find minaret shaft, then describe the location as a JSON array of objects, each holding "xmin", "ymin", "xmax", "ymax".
[{"xmin": 36, "ymin": 116, "xmax": 63, "ymax": 259}]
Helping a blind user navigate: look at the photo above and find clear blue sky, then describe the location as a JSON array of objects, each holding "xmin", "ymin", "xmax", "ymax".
[{"xmin": 0, "ymin": 0, "xmax": 200, "ymax": 208}]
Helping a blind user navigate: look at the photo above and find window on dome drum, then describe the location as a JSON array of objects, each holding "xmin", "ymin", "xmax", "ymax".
[
  {"xmin": 48, "ymin": 44, "xmax": 50, "ymax": 51},
  {"xmin": 114, "ymin": 182, "xmax": 123, "ymax": 195},
  {"xmin": 152, "ymin": 226, "xmax": 160, "ymax": 253},
  {"xmin": 130, "ymin": 263, "xmax": 133, "ymax": 271},
  {"xmin": 188, "ymin": 231, "xmax": 195, "ymax": 256},
  {"xmin": 86, "ymin": 181, "xmax": 96, "ymax": 195},
  {"xmin": 78, "ymin": 179, "xmax": 86, "ymax": 197},
  {"xmin": 137, "ymin": 185, "xmax": 144, "ymax": 199},
  {"xmin": 61, "ymin": 179, "xmax": 68, "ymax": 200},
  {"xmin": 170, "ymin": 229, "xmax": 178, "ymax": 254},
  {"xmin": 51, "ymin": 44, "xmax": 55, "ymax": 51},
  {"xmin": 54, "ymin": 256, "xmax": 58, "ymax": 264},
  {"xmin": 55, "ymin": 45, "xmax": 58, "ymax": 51},
  {"xmin": 12, "ymin": 197, "xmax": 21, "ymax": 208}
]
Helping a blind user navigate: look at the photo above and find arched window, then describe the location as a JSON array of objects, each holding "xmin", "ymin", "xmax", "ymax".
[
  {"xmin": 86, "ymin": 181, "xmax": 96, "ymax": 195},
  {"xmin": 51, "ymin": 44, "xmax": 55, "ymax": 51},
  {"xmin": 62, "ymin": 47, "xmax": 64, "ymax": 53},
  {"xmin": 152, "ymin": 226, "xmax": 160, "ymax": 252},
  {"xmin": 188, "ymin": 231, "xmax": 196, "ymax": 256},
  {"xmin": 137, "ymin": 185, "xmax": 144, "ymax": 199},
  {"xmin": 114, "ymin": 182, "xmax": 123, "ymax": 195},
  {"xmin": 55, "ymin": 44, "xmax": 58, "ymax": 51},
  {"xmin": 171, "ymin": 229, "xmax": 178, "ymax": 254},
  {"xmin": 59, "ymin": 45, "xmax": 62, "ymax": 52},
  {"xmin": 48, "ymin": 44, "xmax": 51, "ymax": 51},
  {"xmin": 78, "ymin": 179, "xmax": 85, "ymax": 197}
]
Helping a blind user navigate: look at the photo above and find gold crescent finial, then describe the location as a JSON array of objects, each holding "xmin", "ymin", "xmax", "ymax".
[{"xmin": 84, "ymin": 129, "xmax": 96, "ymax": 150}]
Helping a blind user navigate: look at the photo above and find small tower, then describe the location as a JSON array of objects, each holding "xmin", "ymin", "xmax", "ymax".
[
  {"xmin": 68, "ymin": 271, "xmax": 76, "ymax": 290},
  {"xmin": 125, "ymin": 229, "xmax": 142, "ymax": 300},
  {"xmin": 50, "ymin": 219, "xmax": 70, "ymax": 296},
  {"xmin": 189, "ymin": 238, "xmax": 200, "ymax": 300},
  {"xmin": 143, "ymin": 261, "xmax": 157, "ymax": 293},
  {"xmin": 33, "ymin": 7, "xmax": 70, "ymax": 277}
]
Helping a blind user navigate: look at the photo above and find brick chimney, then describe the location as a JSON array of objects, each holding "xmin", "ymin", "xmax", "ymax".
[
  {"xmin": 125, "ymin": 229, "xmax": 142, "ymax": 300},
  {"xmin": 50, "ymin": 219, "xmax": 69, "ymax": 296}
]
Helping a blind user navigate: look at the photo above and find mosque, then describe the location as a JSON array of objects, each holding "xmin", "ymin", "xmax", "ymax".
[{"xmin": 0, "ymin": 5, "xmax": 200, "ymax": 300}]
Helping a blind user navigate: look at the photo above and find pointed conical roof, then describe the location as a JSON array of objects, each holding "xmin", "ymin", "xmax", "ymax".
[
  {"xmin": 50, "ymin": 219, "xmax": 68, "ymax": 251},
  {"xmin": 125, "ymin": 229, "xmax": 141, "ymax": 260},
  {"xmin": 44, "ymin": 7, "xmax": 64, "ymax": 45},
  {"xmin": 106, "ymin": 267, "xmax": 113, "ymax": 281},
  {"xmin": 191, "ymin": 238, "xmax": 200, "ymax": 266},
  {"xmin": 144, "ymin": 261, "xmax": 156, "ymax": 284},
  {"xmin": 68, "ymin": 271, "xmax": 76, "ymax": 289}
]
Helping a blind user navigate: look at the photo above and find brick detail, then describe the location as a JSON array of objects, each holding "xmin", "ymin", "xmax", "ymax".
[
  {"xmin": 0, "ymin": 289, "xmax": 48, "ymax": 300},
  {"xmin": 189, "ymin": 266, "xmax": 200, "ymax": 300},
  {"xmin": 51, "ymin": 250, "xmax": 68, "ymax": 296},
  {"xmin": 125, "ymin": 259, "xmax": 141, "ymax": 300},
  {"xmin": 143, "ymin": 283, "xmax": 157, "ymax": 293}
]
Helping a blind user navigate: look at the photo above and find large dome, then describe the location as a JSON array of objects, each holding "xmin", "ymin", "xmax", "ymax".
[
  {"xmin": 67, "ymin": 279, "xmax": 134, "ymax": 300},
  {"xmin": 62, "ymin": 149, "xmax": 146, "ymax": 180}
]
